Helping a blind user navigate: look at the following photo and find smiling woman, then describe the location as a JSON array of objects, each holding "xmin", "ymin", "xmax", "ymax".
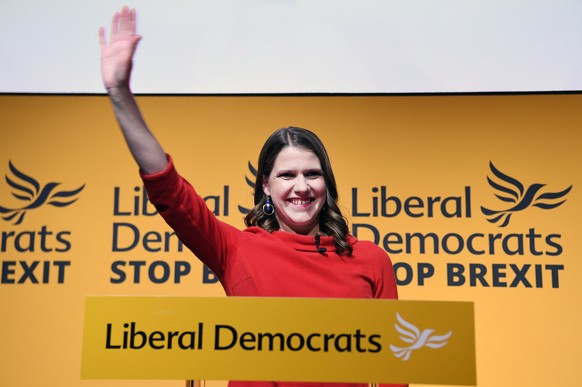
[
  {"xmin": 100, "ymin": 6, "xmax": 404, "ymax": 387},
  {"xmin": 244, "ymin": 127, "xmax": 353, "ymax": 255},
  {"xmin": 263, "ymin": 145, "xmax": 327, "ymax": 235}
]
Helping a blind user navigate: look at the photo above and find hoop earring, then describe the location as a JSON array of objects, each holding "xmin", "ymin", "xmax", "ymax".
[{"xmin": 262, "ymin": 196, "xmax": 274, "ymax": 216}]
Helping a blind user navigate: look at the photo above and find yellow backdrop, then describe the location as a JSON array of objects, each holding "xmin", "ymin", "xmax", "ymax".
[{"xmin": 0, "ymin": 94, "xmax": 580, "ymax": 387}]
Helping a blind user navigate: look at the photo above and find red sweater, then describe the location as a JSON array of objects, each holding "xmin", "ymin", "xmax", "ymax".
[{"xmin": 141, "ymin": 156, "xmax": 405, "ymax": 387}]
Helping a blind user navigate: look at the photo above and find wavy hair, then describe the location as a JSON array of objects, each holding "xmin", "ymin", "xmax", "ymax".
[{"xmin": 244, "ymin": 127, "xmax": 352, "ymax": 255}]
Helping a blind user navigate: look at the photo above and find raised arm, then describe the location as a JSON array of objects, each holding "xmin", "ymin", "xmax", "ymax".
[{"xmin": 99, "ymin": 7, "xmax": 167, "ymax": 174}]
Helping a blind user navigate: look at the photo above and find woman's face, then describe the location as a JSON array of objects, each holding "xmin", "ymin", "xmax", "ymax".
[{"xmin": 262, "ymin": 146, "xmax": 327, "ymax": 235}]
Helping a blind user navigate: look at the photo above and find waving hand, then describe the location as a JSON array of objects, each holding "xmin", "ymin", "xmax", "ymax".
[{"xmin": 98, "ymin": 6, "xmax": 142, "ymax": 91}]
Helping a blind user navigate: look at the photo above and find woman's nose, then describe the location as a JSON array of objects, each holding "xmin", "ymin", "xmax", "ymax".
[{"xmin": 294, "ymin": 176, "xmax": 309, "ymax": 193}]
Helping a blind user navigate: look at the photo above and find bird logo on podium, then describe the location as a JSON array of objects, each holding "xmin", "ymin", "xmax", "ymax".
[{"xmin": 390, "ymin": 313, "xmax": 452, "ymax": 361}]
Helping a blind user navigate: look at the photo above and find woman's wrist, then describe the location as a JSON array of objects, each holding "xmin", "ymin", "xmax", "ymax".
[{"xmin": 106, "ymin": 85, "xmax": 132, "ymax": 96}]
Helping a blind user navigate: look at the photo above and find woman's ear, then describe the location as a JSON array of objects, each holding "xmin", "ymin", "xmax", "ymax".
[{"xmin": 262, "ymin": 178, "xmax": 270, "ymax": 196}]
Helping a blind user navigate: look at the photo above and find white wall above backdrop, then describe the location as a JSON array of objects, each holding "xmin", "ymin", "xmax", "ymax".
[{"xmin": 1, "ymin": 0, "xmax": 581, "ymax": 94}]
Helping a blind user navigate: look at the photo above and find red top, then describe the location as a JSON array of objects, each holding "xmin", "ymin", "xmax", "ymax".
[{"xmin": 141, "ymin": 156, "xmax": 405, "ymax": 387}]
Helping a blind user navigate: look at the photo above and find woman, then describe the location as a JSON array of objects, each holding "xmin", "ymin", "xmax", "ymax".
[{"xmin": 99, "ymin": 6, "xmax": 403, "ymax": 386}]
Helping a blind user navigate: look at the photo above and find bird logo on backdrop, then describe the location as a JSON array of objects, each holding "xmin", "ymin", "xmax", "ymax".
[
  {"xmin": 238, "ymin": 161, "xmax": 257, "ymax": 214},
  {"xmin": 0, "ymin": 161, "xmax": 85, "ymax": 225},
  {"xmin": 480, "ymin": 162, "xmax": 572, "ymax": 227},
  {"xmin": 390, "ymin": 313, "xmax": 452, "ymax": 361}
]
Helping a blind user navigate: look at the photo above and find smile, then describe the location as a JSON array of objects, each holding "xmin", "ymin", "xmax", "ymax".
[{"xmin": 288, "ymin": 198, "xmax": 315, "ymax": 206}]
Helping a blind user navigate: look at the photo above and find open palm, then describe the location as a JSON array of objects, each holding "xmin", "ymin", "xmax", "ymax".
[{"xmin": 98, "ymin": 7, "xmax": 141, "ymax": 90}]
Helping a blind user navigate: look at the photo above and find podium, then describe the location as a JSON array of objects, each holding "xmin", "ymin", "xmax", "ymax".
[{"xmin": 81, "ymin": 297, "xmax": 476, "ymax": 385}]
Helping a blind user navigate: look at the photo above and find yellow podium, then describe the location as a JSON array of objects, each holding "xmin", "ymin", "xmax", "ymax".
[{"xmin": 81, "ymin": 297, "xmax": 476, "ymax": 385}]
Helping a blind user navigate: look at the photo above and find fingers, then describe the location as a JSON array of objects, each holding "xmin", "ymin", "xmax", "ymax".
[
  {"xmin": 111, "ymin": 10, "xmax": 120, "ymax": 37},
  {"xmin": 128, "ymin": 8, "xmax": 138, "ymax": 34},
  {"xmin": 103, "ymin": 6, "xmax": 137, "ymax": 45},
  {"xmin": 98, "ymin": 26, "xmax": 107, "ymax": 50},
  {"xmin": 119, "ymin": 6, "xmax": 136, "ymax": 34},
  {"xmin": 129, "ymin": 35, "xmax": 143, "ymax": 57}
]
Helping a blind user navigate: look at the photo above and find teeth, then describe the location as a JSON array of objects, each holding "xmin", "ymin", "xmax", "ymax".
[{"xmin": 291, "ymin": 199, "xmax": 312, "ymax": 205}]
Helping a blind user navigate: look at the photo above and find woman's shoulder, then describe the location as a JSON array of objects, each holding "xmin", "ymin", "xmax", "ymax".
[
  {"xmin": 350, "ymin": 234, "xmax": 390, "ymax": 258},
  {"xmin": 242, "ymin": 226, "xmax": 271, "ymax": 236}
]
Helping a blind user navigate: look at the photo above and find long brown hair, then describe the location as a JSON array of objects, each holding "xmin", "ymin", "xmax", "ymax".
[{"xmin": 244, "ymin": 127, "xmax": 352, "ymax": 255}]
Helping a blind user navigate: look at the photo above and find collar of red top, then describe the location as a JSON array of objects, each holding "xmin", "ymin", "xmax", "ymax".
[{"xmin": 270, "ymin": 230, "xmax": 357, "ymax": 252}]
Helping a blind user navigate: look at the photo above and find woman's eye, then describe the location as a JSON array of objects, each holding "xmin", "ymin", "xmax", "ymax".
[
  {"xmin": 305, "ymin": 171, "xmax": 322, "ymax": 179},
  {"xmin": 278, "ymin": 173, "xmax": 295, "ymax": 179}
]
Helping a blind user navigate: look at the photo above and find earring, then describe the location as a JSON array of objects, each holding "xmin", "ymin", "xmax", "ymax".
[{"xmin": 262, "ymin": 196, "xmax": 274, "ymax": 216}]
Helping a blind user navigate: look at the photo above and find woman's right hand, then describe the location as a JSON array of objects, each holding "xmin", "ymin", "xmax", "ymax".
[{"xmin": 98, "ymin": 6, "xmax": 142, "ymax": 91}]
